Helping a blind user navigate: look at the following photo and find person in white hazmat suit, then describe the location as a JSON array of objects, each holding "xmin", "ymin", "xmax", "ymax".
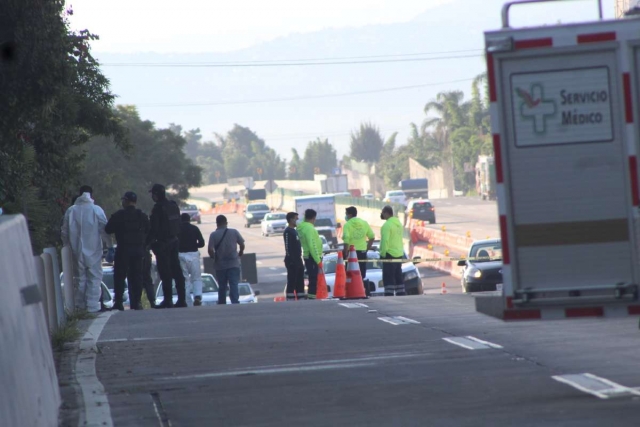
[{"xmin": 61, "ymin": 186, "xmax": 113, "ymax": 312}]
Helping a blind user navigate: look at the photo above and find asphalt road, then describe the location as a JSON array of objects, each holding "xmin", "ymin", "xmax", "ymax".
[
  {"xmin": 425, "ymin": 197, "xmax": 500, "ymax": 240},
  {"xmin": 84, "ymin": 210, "xmax": 640, "ymax": 426}
]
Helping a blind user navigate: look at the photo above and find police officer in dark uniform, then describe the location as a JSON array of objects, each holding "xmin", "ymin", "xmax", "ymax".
[
  {"xmin": 105, "ymin": 191, "xmax": 150, "ymax": 310},
  {"xmin": 147, "ymin": 184, "xmax": 187, "ymax": 308}
]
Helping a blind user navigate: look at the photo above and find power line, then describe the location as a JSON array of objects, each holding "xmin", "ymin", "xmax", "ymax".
[
  {"xmin": 102, "ymin": 53, "xmax": 482, "ymax": 68},
  {"xmin": 138, "ymin": 77, "xmax": 476, "ymax": 108},
  {"xmin": 101, "ymin": 48, "xmax": 483, "ymax": 66}
]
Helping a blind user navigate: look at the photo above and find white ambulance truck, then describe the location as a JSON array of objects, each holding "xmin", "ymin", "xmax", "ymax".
[{"xmin": 476, "ymin": 0, "xmax": 640, "ymax": 321}]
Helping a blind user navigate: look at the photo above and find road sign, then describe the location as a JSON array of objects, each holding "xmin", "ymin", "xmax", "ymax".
[{"xmin": 264, "ymin": 179, "xmax": 278, "ymax": 193}]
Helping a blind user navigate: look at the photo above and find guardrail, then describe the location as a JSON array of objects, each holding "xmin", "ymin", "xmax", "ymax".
[{"xmin": 1, "ymin": 214, "xmax": 63, "ymax": 426}]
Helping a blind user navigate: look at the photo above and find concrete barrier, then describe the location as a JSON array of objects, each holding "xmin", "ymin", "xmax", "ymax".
[
  {"xmin": 41, "ymin": 252, "xmax": 58, "ymax": 330},
  {"xmin": 61, "ymin": 245, "xmax": 75, "ymax": 312},
  {"xmin": 0, "ymin": 215, "xmax": 61, "ymax": 427},
  {"xmin": 44, "ymin": 247, "xmax": 65, "ymax": 326}
]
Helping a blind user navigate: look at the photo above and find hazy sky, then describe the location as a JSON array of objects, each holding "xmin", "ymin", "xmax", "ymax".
[
  {"xmin": 68, "ymin": 0, "xmax": 452, "ymax": 53},
  {"xmin": 66, "ymin": 0, "xmax": 618, "ymax": 160}
]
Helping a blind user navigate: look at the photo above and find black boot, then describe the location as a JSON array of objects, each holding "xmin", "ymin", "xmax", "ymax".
[{"xmin": 154, "ymin": 300, "xmax": 174, "ymax": 309}]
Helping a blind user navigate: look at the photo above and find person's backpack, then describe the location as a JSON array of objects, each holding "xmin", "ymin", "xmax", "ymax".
[{"xmin": 162, "ymin": 200, "xmax": 182, "ymax": 238}]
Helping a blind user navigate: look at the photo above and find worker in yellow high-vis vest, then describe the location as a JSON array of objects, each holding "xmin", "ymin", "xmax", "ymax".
[
  {"xmin": 342, "ymin": 206, "xmax": 375, "ymax": 282},
  {"xmin": 379, "ymin": 205, "xmax": 406, "ymax": 296}
]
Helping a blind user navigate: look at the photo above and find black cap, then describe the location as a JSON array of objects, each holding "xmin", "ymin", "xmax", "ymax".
[
  {"xmin": 122, "ymin": 191, "xmax": 137, "ymax": 202},
  {"xmin": 149, "ymin": 183, "xmax": 165, "ymax": 195}
]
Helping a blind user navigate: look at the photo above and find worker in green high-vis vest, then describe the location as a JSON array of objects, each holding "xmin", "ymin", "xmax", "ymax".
[
  {"xmin": 342, "ymin": 206, "xmax": 375, "ymax": 292},
  {"xmin": 379, "ymin": 205, "xmax": 406, "ymax": 296}
]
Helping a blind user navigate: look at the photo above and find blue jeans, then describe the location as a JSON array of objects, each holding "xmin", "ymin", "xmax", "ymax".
[{"xmin": 216, "ymin": 267, "xmax": 240, "ymax": 304}]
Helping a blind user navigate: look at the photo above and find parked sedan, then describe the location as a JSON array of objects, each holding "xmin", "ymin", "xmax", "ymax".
[
  {"xmin": 322, "ymin": 250, "xmax": 423, "ymax": 296},
  {"xmin": 457, "ymin": 238, "xmax": 503, "ymax": 293},
  {"xmin": 156, "ymin": 274, "xmax": 260, "ymax": 305},
  {"xmin": 261, "ymin": 212, "xmax": 287, "ymax": 237}
]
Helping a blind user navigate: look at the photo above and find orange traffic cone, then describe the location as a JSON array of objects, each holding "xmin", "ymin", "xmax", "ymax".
[
  {"xmin": 440, "ymin": 282, "xmax": 447, "ymax": 295},
  {"xmin": 333, "ymin": 252, "xmax": 347, "ymax": 299},
  {"xmin": 316, "ymin": 262, "xmax": 329, "ymax": 300},
  {"xmin": 344, "ymin": 245, "xmax": 367, "ymax": 299}
]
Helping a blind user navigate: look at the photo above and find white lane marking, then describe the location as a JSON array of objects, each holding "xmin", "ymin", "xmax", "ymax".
[
  {"xmin": 552, "ymin": 373, "xmax": 640, "ymax": 399},
  {"xmin": 76, "ymin": 311, "xmax": 115, "ymax": 427},
  {"xmin": 443, "ymin": 337, "xmax": 477, "ymax": 350},
  {"xmin": 158, "ymin": 352, "xmax": 427, "ymax": 381},
  {"xmin": 339, "ymin": 303, "xmax": 369, "ymax": 308},
  {"xmin": 378, "ymin": 316, "xmax": 420, "ymax": 325},
  {"xmin": 395, "ymin": 316, "xmax": 420, "ymax": 324},
  {"xmin": 256, "ymin": 261, "xmax": 263, "ymax": 265},
  {"xmin": 280, "ymin": 273, "xmax": 288, "ymax": 276},
  {"xmin": 269, "ymin": 267, "xmax": 278, "ymax": 271},
  {"xmin": 378, "ymin": 317, "xmax": 403, "ymax": 325},
  {"xmin": 465, "ymin": 336, "xmax": 503, "ymax": 349}
]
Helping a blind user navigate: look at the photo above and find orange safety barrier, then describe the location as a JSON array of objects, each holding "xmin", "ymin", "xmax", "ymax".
[
  {"xmin": 333, "ymin": 252, "xmax": 347, "ymax": 298},
  {"xmin": 316, "ymin": 262, "xmax": 329, "ymax": 300},
  {"xmin": 344, "ymin": 245, "xmax": 367, "ymax": 299}
]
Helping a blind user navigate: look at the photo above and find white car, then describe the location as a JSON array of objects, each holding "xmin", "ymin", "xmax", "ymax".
[
  {"xmin": 156, "ymin": 274, "xmax": 260, "ymax": 305},
  {"xmin": 362, "ymin": 194, "xmax": 375, "ymax": 200},
  {"xmin": 321, "ymin": 250, "xmax": 423, "ymax": 296},
  {"xmin": 60, "ymin": 272, "xmax": 115, "ymax": 310},
  {"xmin": 261, "ymin": 212, "xmax": 287, "ymax": 237},
  {"xmin": 384, "ymin": 190, "xmax": 407, "ymax": 207},
  {"xmin": 320, "ymin": 235, "xmax": 331, "ymax": 253}
]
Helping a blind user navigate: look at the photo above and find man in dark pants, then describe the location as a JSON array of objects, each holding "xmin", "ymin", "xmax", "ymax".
[
  {"xmin": 342, "ymin": 206, "xmax": 375, "ymax": 296},
  {"xmin": 297, "ymin": 209, "xmax": 322, "ymax": 300},
  {"xmin": 105, "ymin": 191, "xmax": 150, "ymax": 310},
  {"xmin": 283, "ymin": 211, "xmax": 306, "ymax": 300},
  {"xmin": 379, "ymin": 205, "xmax": 406, "ymax": 296},
  {"xmin": 147, "ymin": 184, "xmax": 187, "ymax": 308},
  {"xmin": 208, "ymin": 215, "xmax": 245, "ymax": 304}
]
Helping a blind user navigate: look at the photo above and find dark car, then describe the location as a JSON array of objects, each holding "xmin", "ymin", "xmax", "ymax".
[
  {"xmin": 180, "ymin": 204, "xmax": 201, "ymax": 224},
  {"xmin": 458, "ymin": 239, "xmax": 502, "ymax": 293},
  {"xmin": 244, "ymin": 203, "xmax": 270, "ymax": 227},
  {"xmin": 407, "ymin": 199, "xmax": 436, "ymax": 224}
]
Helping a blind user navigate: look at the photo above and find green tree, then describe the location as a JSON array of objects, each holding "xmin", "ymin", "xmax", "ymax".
[
  {"xmin": 288, "ymin": 148, "xmax": 303, "ymax": 179},
  {"xmin": 183, "ymin": 128, "xmax": 203, "ymax": 160},
  {"xmin": 80, "ymin": 106, "xmax": 201, "ymax": 217},
  {"xmin": 219, "ymin": 124, "xmax": 286, "ymax": 180},
  {"xmin": 422, "ymin": 91, "xmax": 468, "ymax": 196},
  {"xmin": 301, "ymin": 138, "xmax": 338, "ymax": 179},
  {"xmin": 349, "ymin": 122, "xmax": 384, "ymax": 163},
  {"xmin": 0, "ymin": 1, "xmax": 126, "ymax": 252}
]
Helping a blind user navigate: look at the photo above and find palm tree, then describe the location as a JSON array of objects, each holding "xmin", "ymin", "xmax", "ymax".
[{"xmin": 422, "ymin": 91, "xmax": 468, "ymax": 196}]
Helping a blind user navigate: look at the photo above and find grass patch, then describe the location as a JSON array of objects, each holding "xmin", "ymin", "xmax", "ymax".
[
  {"xmin": 66, "ymin": 309, "xmax": 97, "ymax": 322},
  {"xmin": 51, "ymin": 319, "xmax": 81, "ymax": 352}
]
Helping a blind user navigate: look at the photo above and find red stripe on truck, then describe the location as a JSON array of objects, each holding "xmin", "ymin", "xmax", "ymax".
[
  {"xmin": 487, "ymin": 53, "xmax": 497, "ymax": 103},
  {"xmin": 565, "ymin": 307, "xmax": 604, "ymax": 318},
  {"xmin": 503, "ymin": 309, "xmax": 541, "ymax": 320},
  {"xmin": 499, "ymin": 215, "xmax": 510, "ymax": 265},
  {"xmin": 629, "ymin": 156, "xmax": 640, "ymax": 206},
  {"xmin": 628, "ymin": 306, "xmax": 640, "ymax": 315},
  {"xmin": 577, "ymin": 32, "xmax": 616, "ymax": 44},
  {"xmin": 514, "ymin": 38, "xmax": 553, "ymax": 50},
  {"xmin": 492, "ymin": 134, "xmax": 503, "ymax": 183},
  {"xmin": 624, "ymin": 73, "xmax": 633, "ymax": 124}
]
